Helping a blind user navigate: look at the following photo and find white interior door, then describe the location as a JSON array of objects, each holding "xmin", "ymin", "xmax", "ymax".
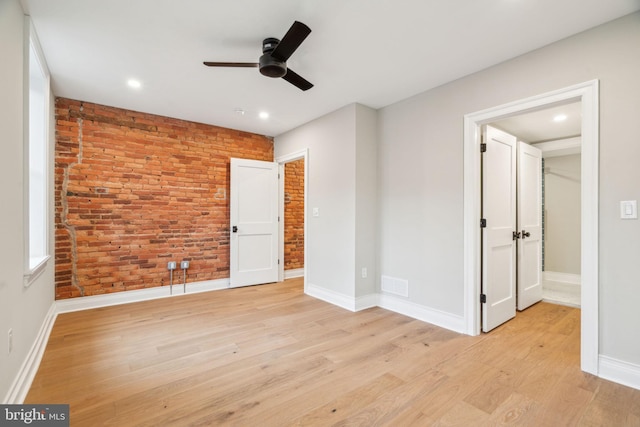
[
  {"xmin": 482, "ymin": 126, "xmax": 517, "ymax": 332},
  {"xmin": 230, "ymin": 158, "xmax": 279, "ymax": 288},
  {"xmin": 517, "ymin": 141, "xmax": 543, "ymax": 310}
]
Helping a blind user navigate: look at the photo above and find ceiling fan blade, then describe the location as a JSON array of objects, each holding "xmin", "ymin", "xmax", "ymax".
[
  {"xmin": 203, "ymin": 62, "xmax": 259, "ymax": 67},
  {"xmin": 282, "ymin": 68, "xmax": 313, "ymax": 91},
  {"xmin": 271, "ymin": 21, "xmax": 311, "ymax": 62}
]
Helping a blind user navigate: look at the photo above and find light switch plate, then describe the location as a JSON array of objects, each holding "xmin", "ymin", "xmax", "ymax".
[
  {"xmin": 620, "ymin": 200, "xmax": 637, "ymax": 219},
  {"xmin": 312, "ymin": 207, "xmax": 319, "ymax": 217}
]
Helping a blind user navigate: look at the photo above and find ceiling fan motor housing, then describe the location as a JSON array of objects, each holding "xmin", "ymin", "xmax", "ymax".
[
  {"xmin": 259, "ymin": 37, "xmax": 287, "ymax": 78},
  {"xmin": 203, "ymin": 22, "xmax": 312, "ymax": 90}
]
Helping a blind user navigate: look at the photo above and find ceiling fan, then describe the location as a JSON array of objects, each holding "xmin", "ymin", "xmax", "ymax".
[{"xmin": 204, "ymin": 21, "xmax": 313, "ymax": 91}]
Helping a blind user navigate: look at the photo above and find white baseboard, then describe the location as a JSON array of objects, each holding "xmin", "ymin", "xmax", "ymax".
[
  {"xmin": 56, "ymin": 278, "xmax": 229, "ymax": 314},
  {"xmin": 284, "ymin": 268, "xmax": 304, "ymax": 279},
  {"xmin": 599, "ymin": 355, "xmax": 640, "ymax": 391},
  {"xmin": 305, "ymin": 283, "xmax": 467, "ymax": 334},
  {"xmin": 3, "ymin": 302, "xmax": 58, "ymax": 404},
  {"xmin": 378, "ymin": 294, "xmax": 466, "ymax": 334},
  {"xmin": 543, "ymin": 271, "xmax": 581, "ymax": 285},
  {"xmin": 355, "ymin": 294, "xmax": 379, "ymax": 311},
  {"xmin": 306, "ymin": 283, "xmax": 357, "ymax": 311}
]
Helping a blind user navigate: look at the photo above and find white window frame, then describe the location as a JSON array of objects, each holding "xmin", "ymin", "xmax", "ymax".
[{"xmin": 23, "ymin": 17, "xmax": 51, "ymax": 286}]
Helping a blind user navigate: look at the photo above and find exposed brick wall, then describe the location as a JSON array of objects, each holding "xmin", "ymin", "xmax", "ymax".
[
  {"xmin": 54, "ymin": 98, "xmax": 273, "ymax": 299},
  {"xmin": 284, "ymin": 159, "xmax": 304, "ymax": 270}
]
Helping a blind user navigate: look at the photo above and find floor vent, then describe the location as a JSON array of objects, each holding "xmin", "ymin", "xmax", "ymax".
[{"xmin": 381, "ymin": 275, "xmax": 409, "ymax": 297}]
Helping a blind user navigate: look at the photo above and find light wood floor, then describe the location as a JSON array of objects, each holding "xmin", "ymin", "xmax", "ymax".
[{"xmin": 27, "ymin": 278, "xmax": 640, "ymax": 426}]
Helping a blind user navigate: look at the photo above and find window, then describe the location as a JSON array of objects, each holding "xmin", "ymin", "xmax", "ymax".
[{"xmin": 24, "ymin": 18, "xmax": 50, "ymax": 285}]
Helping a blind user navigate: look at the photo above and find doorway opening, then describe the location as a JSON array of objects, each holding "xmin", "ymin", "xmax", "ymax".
[
  {"xmin": 479, "ymin": 125, "xmax": 544, "ymax": 331},
  {"xmin": 463, "ymin": 80, "xmax": 599, "ymax": 374},
  {"xmin": 491, "ymin": 100, "xmax": 582, "ymax": 308},
  {"xmin": 283, "ymin": 158, "xmax": 305, "ymax": 277},
  {"xmin": 277, "ymin": 149, "xmax": 309, "ymax": 291}
]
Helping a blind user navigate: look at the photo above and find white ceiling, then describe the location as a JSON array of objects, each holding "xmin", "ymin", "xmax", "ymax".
[
  {"xmin": 492, "ymin": 102, "xmax": 582, "ymax": 143},
  {"xmin": 21, "ymin": 0, "xmax": 640, "ymax": 137}
]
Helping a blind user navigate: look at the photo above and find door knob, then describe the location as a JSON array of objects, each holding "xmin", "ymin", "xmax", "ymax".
[
  {"xmin": 522, "ymin": 230, "xmax": 530, "ymax": 238},
  {"xmin": 232, "ymin": 226, "xmax": 238, "ymax": 233},
  {"xmin": 513, "ymin": 231, "xmax": 521, "ymax": 240}
]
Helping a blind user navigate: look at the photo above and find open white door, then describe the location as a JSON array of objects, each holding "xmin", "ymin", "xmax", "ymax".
[
  {"xmin": 517, "ymin": 141, "xmax": 543, "ymax": 310},
  {"xmin": 482, "ymin": 126, "xmax": 517, "ymax": 332},
  {"xmin": 230, "ymin": 158, "xmax": 279, "ymax": 288}
]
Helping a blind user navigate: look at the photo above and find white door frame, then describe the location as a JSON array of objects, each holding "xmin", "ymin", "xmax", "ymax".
[
  {"xmin": 463, "ymin": 80, "xmax": 599, "ymax": 375},
  {"xmin": 276, "ymin": 149, "xmax": 309, "ymax": 292}
]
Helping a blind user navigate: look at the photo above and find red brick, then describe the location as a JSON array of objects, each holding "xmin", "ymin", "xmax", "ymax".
[
  {"xmin": 54, "ymin": 98, "xmax": 273, "ymax": 299},
  {"xmin": 284, "ymin": 159, "xmax": 305, "ymax": 271}
]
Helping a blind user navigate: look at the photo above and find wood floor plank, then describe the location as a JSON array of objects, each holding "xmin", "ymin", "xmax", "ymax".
[
  {"xmin": 431, "ymin": 400, "xmax": 491, "ymax": 426},
  {"xmin": 288, "ymin": 373, "xmax": 405, "ymax": 426},
  {"xmin": 25, "ymin": 278, "xmax": 640, "ymax": 426}
]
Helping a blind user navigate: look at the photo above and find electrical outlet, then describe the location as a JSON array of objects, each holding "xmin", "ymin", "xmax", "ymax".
[
  {"xmin": 8, "ymin": 329, "xmax": 13, "ymax": 355},
  {"xmin": 167, "ymin": 261, "xmax": 177, "ymax": 270},
  {"xmin": 181, "ymin": 260, "xmax": 190, "ymax": 269},
  {"xmin": 361, "ymin": 267, "xmax": 368, "ymax": 279}
]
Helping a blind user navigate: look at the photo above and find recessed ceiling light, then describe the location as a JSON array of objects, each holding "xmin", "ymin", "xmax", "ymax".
[
  {"xmin": 553, "ymin": 114, "xmax": 567, "ymax": 122},
  {"xmin": 259, "ymin": 111, "xmax": 269, "ymax": 120},
  {"xmin": 127, "ymin": 79, "xmax": 142, "ymax": 89}
]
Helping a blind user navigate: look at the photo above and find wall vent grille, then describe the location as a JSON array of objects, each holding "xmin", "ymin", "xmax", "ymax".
[{"xmin": 381, "ymin": 275, "xmax": 409, "ymax": 297}]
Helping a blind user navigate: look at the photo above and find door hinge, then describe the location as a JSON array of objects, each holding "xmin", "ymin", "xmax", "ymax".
[
  {"xmin": 480, "ymin": 294, "xmax": 487, "ymax": 304},
  {"xmin": 512, "ymin": 230, "xmax": 521, "ymax": 240},
  {"xmin": 480, "ymin": 143, "xmax": 487, "ymax": 153},
  {"xmin": 480, "ymin": 218, "xmax": 487, "ymax": 228},
  {"xmin": 278, "ymin": 259, "xmax": 280, "ymax": 265}
]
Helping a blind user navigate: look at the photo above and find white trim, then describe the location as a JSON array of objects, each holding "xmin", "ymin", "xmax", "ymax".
[
  {"xmin": 278, "ymin": 161, "xmax": 285, "ymax": 282},
  {"xmin": 599, "ymin": 355, "xmax": 640, "ymax": 391},
  {"xmin": 305, "ymin": 283, "xmax": 357, "ymax": 312},
  {"xmin": 463, "ymin": 80, "xmax": 599, "ymax": 375},
  {"xmin": 543, "ymin": 271, "xmax": 581, "ymax": 285},
  {"xmin": 284, "ymin": 268, "xmax": 304, "ymax": 279},
  {"xmin": 306, "ymin": 283, "xmax": 465, "ymax": 332},
  {"xmin": 56, "ymin": 278, "xmax": 229, "ymax": 314},
  {"xmin": 378, "ymin": 294, "xmax": 466, "ymax": 334},
  {"xmin": 23, "ymin": 16, "xmax": 51, "ymax": 287},
  {"xmin": 23, "ymin": 254, "xmax": 50, "ymax": 287},
  {"xmin": 355, "ymin": 294, "xmax": 379, "ymax": 311},
  {"xmin": 3, "ymin": 302, "xmax": 57, "ymax": 404},
  {"xmin": 536, "ymin": 137, "xmax": 581, "ymax": 158},
  {"xmin": 275, "ymin": 149, "xmax": 308, "ymax": 165},
  {"xmin": 276, "ymin": 149, "xmax": 309, "ymax": 294}
]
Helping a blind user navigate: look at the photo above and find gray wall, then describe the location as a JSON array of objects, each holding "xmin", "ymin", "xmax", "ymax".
[
  {"xmin": 377, "ymin": 12, "xmax": 640, "ymax": 363},
  {"xmin": 354, "ymin": 104, "xmax": 378, "ymax": 298},
  {"xmin": 275, "ymin": 104, "xmax": 378, "ymax": 300},
  {"xmin": 276, "ymin": 12, "xmax": 640, "ymax": 367},
  {"xmin": 544, "ymin": 154, "xmax": 581, "ymax": 275},
  {"xmin": 0, "ymin": 0, "xmax": 55, "ymax": 402}
]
